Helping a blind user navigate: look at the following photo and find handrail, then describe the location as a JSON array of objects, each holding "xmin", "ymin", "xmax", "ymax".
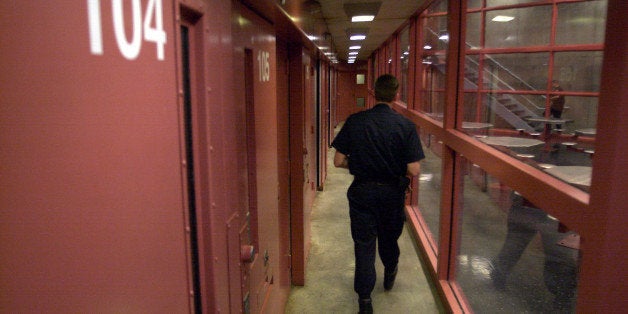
[
  {"xmin": 463, "ymin": 44, "xmax": 544, "ymax": 111},
  {"xmin": 424, "ymin": 27, "xmax": 544, "ymax": 111}
]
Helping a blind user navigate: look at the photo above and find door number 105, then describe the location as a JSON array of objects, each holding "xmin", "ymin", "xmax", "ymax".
[{"xmin": 87, "ymin": 0, "xmax": 167, "ymax": 60}]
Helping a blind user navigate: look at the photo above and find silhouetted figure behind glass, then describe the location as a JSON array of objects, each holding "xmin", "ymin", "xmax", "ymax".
[
  {"xmin": 549, "ymin": 80, "xmax": 566, "ymax": 130},
  {"xmin": 491, "ymin": 192, "xmax": 579, "ymax": 312}
]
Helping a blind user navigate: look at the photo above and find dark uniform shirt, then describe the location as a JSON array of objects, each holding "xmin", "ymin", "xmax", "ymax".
[
  {"xmin": 332, "ymin": 103, "xmax": 424, "ymax": 181},
  {"xmin": 551, "ymin": 86, "xmax": 565, "ymax": 111}
]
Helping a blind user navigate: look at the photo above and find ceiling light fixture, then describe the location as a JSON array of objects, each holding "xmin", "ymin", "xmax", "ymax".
[
  {"xmin": 344, "ymin": 2, "xmax": 381, "ymax": 23},
  {"xmin": 492, "ymin": 15, "xmax": 515, "ymax": 22},
  {"xmin": 349, "ymin": 45, "xmax": 362, "ymax": 50},
  {"xmin": 347, "ymin": 27, "xmax": 368, "ymax": 41},
  {"xmin": 351, "ymin": 15, "xmax": 375, "ymax": 22}
]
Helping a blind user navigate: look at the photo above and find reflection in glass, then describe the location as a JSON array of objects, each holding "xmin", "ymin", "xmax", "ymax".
[
  {"xmin": 555, "ymin": 96, "xmax": 598, "ymax": 133},
  {"xmin": 554, "ymin": 51, "xmax": 603, "ymax": 93},
  {"xmin": 484, "ymin": 53, "xmax": 549, "ymax": 92},
  {"xmin": 465, "ymin": 12, "xmax": 480, "ymax": 49},
  {"xmin": 556, "ymin": 1, "xmax": 607, "ymax": 45},
  {"xmin": 417, "ymin": 0, "xmax": 448, "ymax": 117},
  {"xmin": 455, "ymin": 165, "xmax": 581, "ymax": 312},
  {"xmin": 460, "ymin": 0, "xmax": 605, "ymax": 188},
  {"xmin": 485, "ymin": 7, "xmax": 551, "ymax": 48},
  {"xmin": 416, "ymin": 131, "xmax": 443, "ymax": 253},
  {"xmin": 472, "ymin": 133, "xmax": 593, "ymax": 192},
  {"xmin": 400, "ymin": 26, "xmax": 410, "ymax": 103},
  {"xmin": 467, "ymin": 0, "xmax": 482, "ymax": 10},
  {"xmin": 487, "ymin": 0, "xmax": 540, "ymax": 7}
]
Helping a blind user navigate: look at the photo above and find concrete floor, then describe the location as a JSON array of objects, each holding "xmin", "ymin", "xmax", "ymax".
[{"xmin": 284, "ymin": 147, "xmax": 442, "ymax": 314}]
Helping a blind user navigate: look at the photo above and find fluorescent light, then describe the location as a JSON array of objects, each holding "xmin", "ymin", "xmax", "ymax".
[
  {"xmin": 350, "ymin": 35, "xmax": 366, "ymax": 40},
  {"xmin": 349, "ymin": 51, "xmax": 358, "ymax": 55},
  {"xmin": 492, "ymin": 15, "xmax": 514, "ymax": 22},
  {"xmin": 351, "ymin": 15, "xmax": 375, "ymax": 22},
  {"xmin": 423, "ymin": 45, "xmax": 432, "ymax": 50},
  {"xmin": 349, "ymin": 45, "xmax": 361, "ymax": 50}
]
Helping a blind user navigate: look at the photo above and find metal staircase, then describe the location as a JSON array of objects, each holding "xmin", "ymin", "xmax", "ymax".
[
  {"xmin": 425, "ymin": 28, "xmax": 546, "ymax": 132},
  {"xmin": 464, "ymin": 55, "xmax": 545, "ymax": 132}
]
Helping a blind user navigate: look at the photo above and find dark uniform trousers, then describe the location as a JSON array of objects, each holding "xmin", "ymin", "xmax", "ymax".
[{"xmin": 348, "ymin": 179, "xmax": 407, "ymax": 299}]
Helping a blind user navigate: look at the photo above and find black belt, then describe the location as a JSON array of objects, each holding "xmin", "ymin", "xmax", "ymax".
[{"xmin": 355, "ymin": 177, "xmax": 400, "ymax": 186}]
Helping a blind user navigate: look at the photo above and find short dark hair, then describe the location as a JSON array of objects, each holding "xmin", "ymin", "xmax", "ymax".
[{"xmin": 374, "ymin": 74, "xmax": 399, "ymax": 102}]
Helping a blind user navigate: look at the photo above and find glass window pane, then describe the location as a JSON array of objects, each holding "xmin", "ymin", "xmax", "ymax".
[
  {"xmin": 417, "ymin": 0, "xmax": 448, "ymax": 118},
  {"xmin": 417, "ymin": 73, "xmax": 446, "ymax": 119},
  {"xmin": 423, "ymin": 15, "xmax": 449, "ymax": 51},
  {"xmin": 487, "ymin": 0, "xmax": 539, "ymax": 7},
  {"xmin": 467, "ymin": 0, "xmax": 482, "ymax": 10},
  {"xmin": 356, "ymin": 97, "xmax": 365, "ymax": 107},
  {"xmin": 416, "ymin": 131, "xmax": 443, "ymax": 252},
  {"xmin": 485, "ymin": 53, "xmax": 549, "ymax": 91},
  {"xmin": 466, "ymin": 12, "xmax": 481, "ymax": 49},
  {"xmin": 387, "ymin": 43, "xmax": 393, "ymax": 73},
  {"xmin": 455, "ymin": 165, "xmax": 581, "ymax": 312},
  {"xmin": 558, "ymin": 96, "xmax": 598, "ymax": 136},
  {"xmin": 470, "ymin": 127, "xmax": 594, "ymax": 192},
  {"xmin": 371, "ymin": 57, "xmax": 378, "ymax": 86},
  {"xmin": 486, "ymin": 7, "xmax": 551, "ymax": 48},
  {"xmin": 427, "ymin": 0, "xmax": 448, "ymax": 13},
  {"xmin": 400, "ymin": 26, "xmax": 410, "ymax": 103},
  {"xmin": 356, "ymin": 74, "xmax": 365, "ymax": 85},
  {"xmin": 463, "ymin": 55, "xmax": 480, "ymax": 91},
  {"xmin": 553, "ymin": 51, "xmax": 604, "ymax": 93},
  {"xmin": 556, "ymin": 1, "xmax": 607, "ymax": 45},
  {"xmin": 461, "ymin": 2, "xmax": 605, "ymax": 185}
]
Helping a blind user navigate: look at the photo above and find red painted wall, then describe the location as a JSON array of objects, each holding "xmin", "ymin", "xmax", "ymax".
[
  {"xmin": 0, "ymin": 0, "xmax": 294, "ymax": 312},
  {"xmin": 0, "ymin": 1, "xmax": 190, "ymax": 311},
  {"xmin": 0, "ymin": 0, "xmax": 334, "ymax": 312}
]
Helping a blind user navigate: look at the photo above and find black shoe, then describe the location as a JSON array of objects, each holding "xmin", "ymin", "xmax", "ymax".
[
  {"xmin": 384, "ymin": 266, "xmax": 398, "ymax": 291},
  {"xmin": 358, "ymin": 298, "xmax": 373, "ymax": 314}
]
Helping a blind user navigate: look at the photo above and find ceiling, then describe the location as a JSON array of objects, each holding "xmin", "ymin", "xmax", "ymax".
[{"xmin": 317, "ymin": 0, "xmax": 428, "ymax": 63}]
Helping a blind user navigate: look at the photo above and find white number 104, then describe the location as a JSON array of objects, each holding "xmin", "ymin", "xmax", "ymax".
[{"xmin": 88, "ymin": 0, "xmax": 167, "ymax": 60}]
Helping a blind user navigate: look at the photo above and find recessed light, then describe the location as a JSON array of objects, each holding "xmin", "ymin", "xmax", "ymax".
[
  {"xmin": 492, "ymin": 15, "xmax": 514, "ymax": 22},
  {"xmin": 350, "ymin": 35, "xmax": 366, "ymax": 40},
  {"xmin": 351, "ymin": 15, "xmax": 375, "ymax": 22},
  {"xmin": 349, "ymin": 45, "xmax": 361, "ymax": 50}
]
